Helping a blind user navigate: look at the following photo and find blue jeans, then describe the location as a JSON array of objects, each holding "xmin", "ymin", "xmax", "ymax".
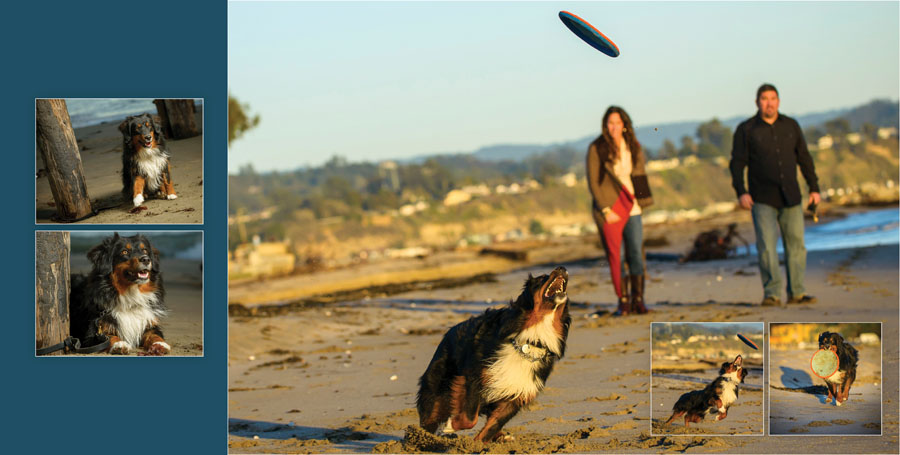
[
  {"xmin": 621, "ymin": 214, "xmax": 644, "ymax": 277},
  {"xmin": 751, "ymin": 202, "xmax": 806, "ymax": 299}
]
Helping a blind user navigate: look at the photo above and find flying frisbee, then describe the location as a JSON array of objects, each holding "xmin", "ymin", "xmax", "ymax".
[
  {"xmin": 558, "ymin": 11, "xmax": 620, "ymax": 58},
  {"xmin": 810, "ymin": 349, "xmax": 840, "ymax": 379},
  {"xmin": 736, "ymin": 333, "xmax": 759, "ymax": 351}
]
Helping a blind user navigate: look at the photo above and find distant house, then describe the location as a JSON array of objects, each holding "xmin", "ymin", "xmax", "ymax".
[
  {"xmin": 229, "ymin": 241, "xmax": 296, "ymax": 279},
  {"xmin": 846, "ymin": 133, "xmax": 862, "ymax": 145},
  {"xmin": 878, "ymin": 127, "xmax": 898, "ymax": 139},
  {"xmin": 817, "ymin": 135, "xmax": 834, "ymax": 149},
  {"xmin": 443, "ymin": 189, "xmax": 471, "ymax": 206}
]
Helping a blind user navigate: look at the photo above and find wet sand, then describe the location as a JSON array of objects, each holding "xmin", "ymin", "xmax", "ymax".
[
  {"xmin": 770, "ymin": 347, "xmax": 882, "ymax": 435},
  {"xmin": 70, "ymin": 256, "xmax": 203, "ymax": 356},
  {"xmin": 228, "ymin": 242, "xmax": 899, "ymax": 453},
  {"xmin": 36, "ymin": 109, "xmax": 203, "ymax": 224}
]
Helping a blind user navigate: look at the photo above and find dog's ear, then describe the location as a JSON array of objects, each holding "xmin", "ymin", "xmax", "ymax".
[
  {"xmin": 87, "ymin": 233, "xmax": 119, "ymax": 275},
  {"xmin": 152, "ymin": 116, "xmax": 165, "ymax": 142},
  {"xmin": 150, "ymin": 242, "xmax": 162, "ymax": 273},
  {"xmin": 739, "ymin": 368, "xmax": 748, "ymax": 383},
  {"xmin": 118, "ymin": 117, "xmax": 131, "ymax": 135},
  {"xmin": 719, "ymin": 361, "xmax": 729, "ymax": 375}
]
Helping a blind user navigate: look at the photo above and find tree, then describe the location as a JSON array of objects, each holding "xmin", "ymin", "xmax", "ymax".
[
  {"xmin": 695, "ymin": 118, "xmax": 732, "ymax": 157},
  {"xmin": 678, "ymin": 136, "xmax": 697, "ymax": 157},
  {"xmin": 824, "ymin": 118, "xmax": 851, "ymax": 137},
  {"xmin": 658, "ymin": 139, "xmax": 678, "ymax": 159},
  {"xmin": 228, "ymin": 95, "xmax": 261, "ymax": 145}
]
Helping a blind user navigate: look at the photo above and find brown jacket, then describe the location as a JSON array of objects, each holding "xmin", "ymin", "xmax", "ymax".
[{"xmin": 586, "ymin": 137, "xmax": 654, "ymax": 222}]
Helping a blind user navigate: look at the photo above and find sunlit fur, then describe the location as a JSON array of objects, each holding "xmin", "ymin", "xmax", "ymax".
[
  {"xmin": 417, "ymin": 267, "xmax": 571, "ymax": 442},
  {"xmin": 70, "ymin": 233, "xmax": 170, "ymax": 355},
  {"xmin": 818, "ymin": 332, "xmax": 858, "ymax": 406},
  {"xmin": 665, "ymin": 355, "xmax": 748, "ymax": 427}
]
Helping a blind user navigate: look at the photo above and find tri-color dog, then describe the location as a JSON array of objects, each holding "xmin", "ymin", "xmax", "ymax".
[
  {"xmin": 119, "ymin": 113, "xmax": 177, "ymax": 207},
  {"xmin": 665, "ymin": 355, "xmax": 748, "ymax": 427},
  {"xmin": 818, "ymin": 332, "xmax": 858, "ymax": 406},
  {"xmin": 417, "ymin": 267, "xmax": 571, "ymax": 442},
  {"xmin": 70, "ymin": 233, "xmax": 170, "ymax": 355}
]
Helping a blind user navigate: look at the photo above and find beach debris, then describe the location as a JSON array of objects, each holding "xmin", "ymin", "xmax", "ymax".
[
  {"xmin": 346, "ymin": 340, "xmax": 353, "ymax": 345},
  {"xmin": 253, "ymin": 435, "xmax": 259, "ymax": 440},
  {"xmin": 399, "ymin": 327, "xmax": 410, "ymax": 334},
  {"xmin": 410, "ymin": 302, "xmax": 417, "ymax": 308},
  {"xmin": 390, "ymin": 375, "xmax": 398, "ymax": 381},
  {"xmin": 716, "ymin": 275, "xmax": 723, "ymax": 282},
  {"xmin": 325, "ymin": 310, "xmax": 332, "ymax": 316},
  {"xmin": 345, "ymin": 350, "xmax": 352, "ymax": 355},
  {"xmin": 247, "ymin": 355, "xmax": 256, "ymax": 361},
  {"xmin": 681, "ymin": 223, "xmax": 750, "ymax": 262}
]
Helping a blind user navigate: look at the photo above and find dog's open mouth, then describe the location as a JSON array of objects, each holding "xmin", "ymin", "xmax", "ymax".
[{"xmin": 544, "ymin": 271, "xmax": 568, "ymax": 298}]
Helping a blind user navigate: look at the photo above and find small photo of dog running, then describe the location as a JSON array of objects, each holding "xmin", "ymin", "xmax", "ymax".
[
  {"xmin": 35, "ymin": 98, "xmax": 203, "ymax": 224},
  {"xmin": 769, "ymin": 322, "xmax": 882, "ymax": 435},
  {"xmin": 35, "ymin": 231, "xmax": 203, "ymax": 356},
  {"xmin": 651, "ymin": 322, "xmax": 764, "ymax": 436}
]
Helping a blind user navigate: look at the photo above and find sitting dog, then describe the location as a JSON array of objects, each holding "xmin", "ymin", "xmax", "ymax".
[
  {"xmin": 119, "ymin": 113, "xmax": 177, "ymax": 207},
  {"xmin": 417, "ymin": 267, "xmax": 571, "ymax": 442},
  {"xmin": 818, "ymin": 332, "xmax": 858, "ymax": 406},
  {"xmin": 665, "ymin": 355, "xmax": 748, "ymax": 427},
  {"xmin": 70, "ymin": 233, "xmax": 170, "ymax": 355}
]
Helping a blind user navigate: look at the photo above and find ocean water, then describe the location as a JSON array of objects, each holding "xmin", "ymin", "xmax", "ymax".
[
  {"xmin": 749, "ymin": 207, "xmax": 899, "ymax": 254},
  {"xmin": 63, "ymin": 98, "xmax": 202, "ymax": 129}
]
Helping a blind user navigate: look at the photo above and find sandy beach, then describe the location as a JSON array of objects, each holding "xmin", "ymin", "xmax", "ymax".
[
  {"xmin": 36, "ymin": 109, "xmax": 203, "ymax": 224},
  {"xmin": 227, "ymin": 210, "xmax": 899, "ymax": 453},
  {"xmin": 770, "ymin": 345, "xmax": 882, "ymax": 435},
  {"xmin": 69, "ymin": 255, "xmax": 204, "ymax": 357}
]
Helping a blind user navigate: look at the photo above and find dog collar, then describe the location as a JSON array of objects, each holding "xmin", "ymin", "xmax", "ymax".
[{"xmin": 511, "ymin": 339, "xmax": 552, "ymax": 362}]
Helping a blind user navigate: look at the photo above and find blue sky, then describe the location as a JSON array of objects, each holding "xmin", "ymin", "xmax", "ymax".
[{"xmin": 228, "ymin": 1, "xmax": 899, "ymax": 173}]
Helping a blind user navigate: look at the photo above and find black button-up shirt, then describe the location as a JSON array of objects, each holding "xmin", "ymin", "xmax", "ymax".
[{"xmin": 730, "ymin": 112, "xmax": 819, "ymax": 208}]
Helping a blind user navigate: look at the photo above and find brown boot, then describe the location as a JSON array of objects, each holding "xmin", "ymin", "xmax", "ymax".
[
  {"xmin": 630, "ymin": 274, "xmax": 649, "ymax": 314},
  {"xmin": 614, "ymin": 276, "xmax": 630, "ymax": 316},
  {"xmin": 614, "ymin": 296, "xmax": 630, "ymax": 316}
]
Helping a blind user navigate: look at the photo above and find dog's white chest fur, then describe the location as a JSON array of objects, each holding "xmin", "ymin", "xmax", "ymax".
[
  {"xmin": 135, "ymin": 147, "xmax": 168, "ymax": 191},
  {"xmin": 719, "ymin": 378, "xmax": 739, "ymax": 408},
  {"xmin": 112, "ymin": 286, "xmax": 165, "ymax": 348},
  {"xmin": 826, "ymin": 370, "xmax": 845, "ymax": 385},
  {"xmin": 482, "ymin": 313, "xmax": 562, "ymax": 403}
]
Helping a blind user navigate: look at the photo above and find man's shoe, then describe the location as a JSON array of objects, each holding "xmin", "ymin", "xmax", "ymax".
[
  {"xmin": 787, "ymin": 295, "xmax": 817, "ymax": 304},
  {"xmin": 761, "ymin": 296, "xmax": 781, "ymax": 306}
]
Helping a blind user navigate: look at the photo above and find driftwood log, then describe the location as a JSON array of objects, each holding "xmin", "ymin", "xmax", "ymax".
[
  {"xmin": 153, "ymin": 99, "xmax": 199, "ymax": 139},
  {"xmin": 35, "ymin": 99, "xmax": 94, "ymax": 221},
  {"xmin": 35, "ymin": 232, "xmax": 71, "ymax": 355}
]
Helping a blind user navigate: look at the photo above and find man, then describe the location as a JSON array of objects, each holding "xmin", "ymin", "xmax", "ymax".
[{"xmin": 730, "ymin": 84, "xmax": 820, "ymax": 306}]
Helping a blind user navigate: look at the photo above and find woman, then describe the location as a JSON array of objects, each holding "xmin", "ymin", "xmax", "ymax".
[{"xmin": 586, "ymin": 106, "xmax": 653, "ymax": 315}]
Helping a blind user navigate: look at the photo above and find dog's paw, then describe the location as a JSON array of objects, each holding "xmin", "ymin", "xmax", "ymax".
[
  {"xmin": 166, "ymin": 194, "xmax": 177, "ymax": 200},
  {"xmin": 825, "ymin": 396, "xmax": 832, "ymax": 403},
  {"xmin": 835, "ymin": 399, "xmax": 842, "ymax": 407},
  {"xmin": 147, "ymin": 341, "xmax": 171, "ymax": 356},
  {"xmin": 133, "ymin": 194, "xmax": 145, "ymax": 207},
  {"xmin": 110, "ymin": 341, "xmax": 131, "ymax": 355}
]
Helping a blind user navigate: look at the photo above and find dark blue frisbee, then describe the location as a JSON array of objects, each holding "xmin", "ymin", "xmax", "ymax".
[
  {"xmin": 558, "ymin": 10, "xmax": 620, "ymax": 58},
  {"xmin": 737, "ymin": 333, "xmax": 759, "ymax": 351}
]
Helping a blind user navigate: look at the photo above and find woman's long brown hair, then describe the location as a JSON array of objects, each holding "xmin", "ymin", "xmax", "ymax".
[{"xmin": 598, "ymin": 106, "xmax": 642, "ymax": 162}]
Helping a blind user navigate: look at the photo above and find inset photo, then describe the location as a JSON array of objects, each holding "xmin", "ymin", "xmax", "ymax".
[
  {"xmin": 36, "ymin": 98, "xmax": 203, "ymax": 224},
  {"xmin": 651, "ymin": 322, "xmax": 764, "ymax": 435},
  {"xmin": 769, "ymin": 323, "xmax": 881, "ymax": 435},
  {"xmin": 35, "ymin": 231, "xmax": 203, "ymax": 356}
]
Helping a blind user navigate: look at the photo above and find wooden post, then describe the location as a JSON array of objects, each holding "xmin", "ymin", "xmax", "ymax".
[
  {"xmin": 36, "ymin": 232, "xmax": 70, "ymax": 355},
  {"xmin": 153, "ymin": 99, "xmax": 199, "ymax": 139},
  {"xmin": 35, "ymin": 99, "xmax": 94, "ymax": 221}
]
